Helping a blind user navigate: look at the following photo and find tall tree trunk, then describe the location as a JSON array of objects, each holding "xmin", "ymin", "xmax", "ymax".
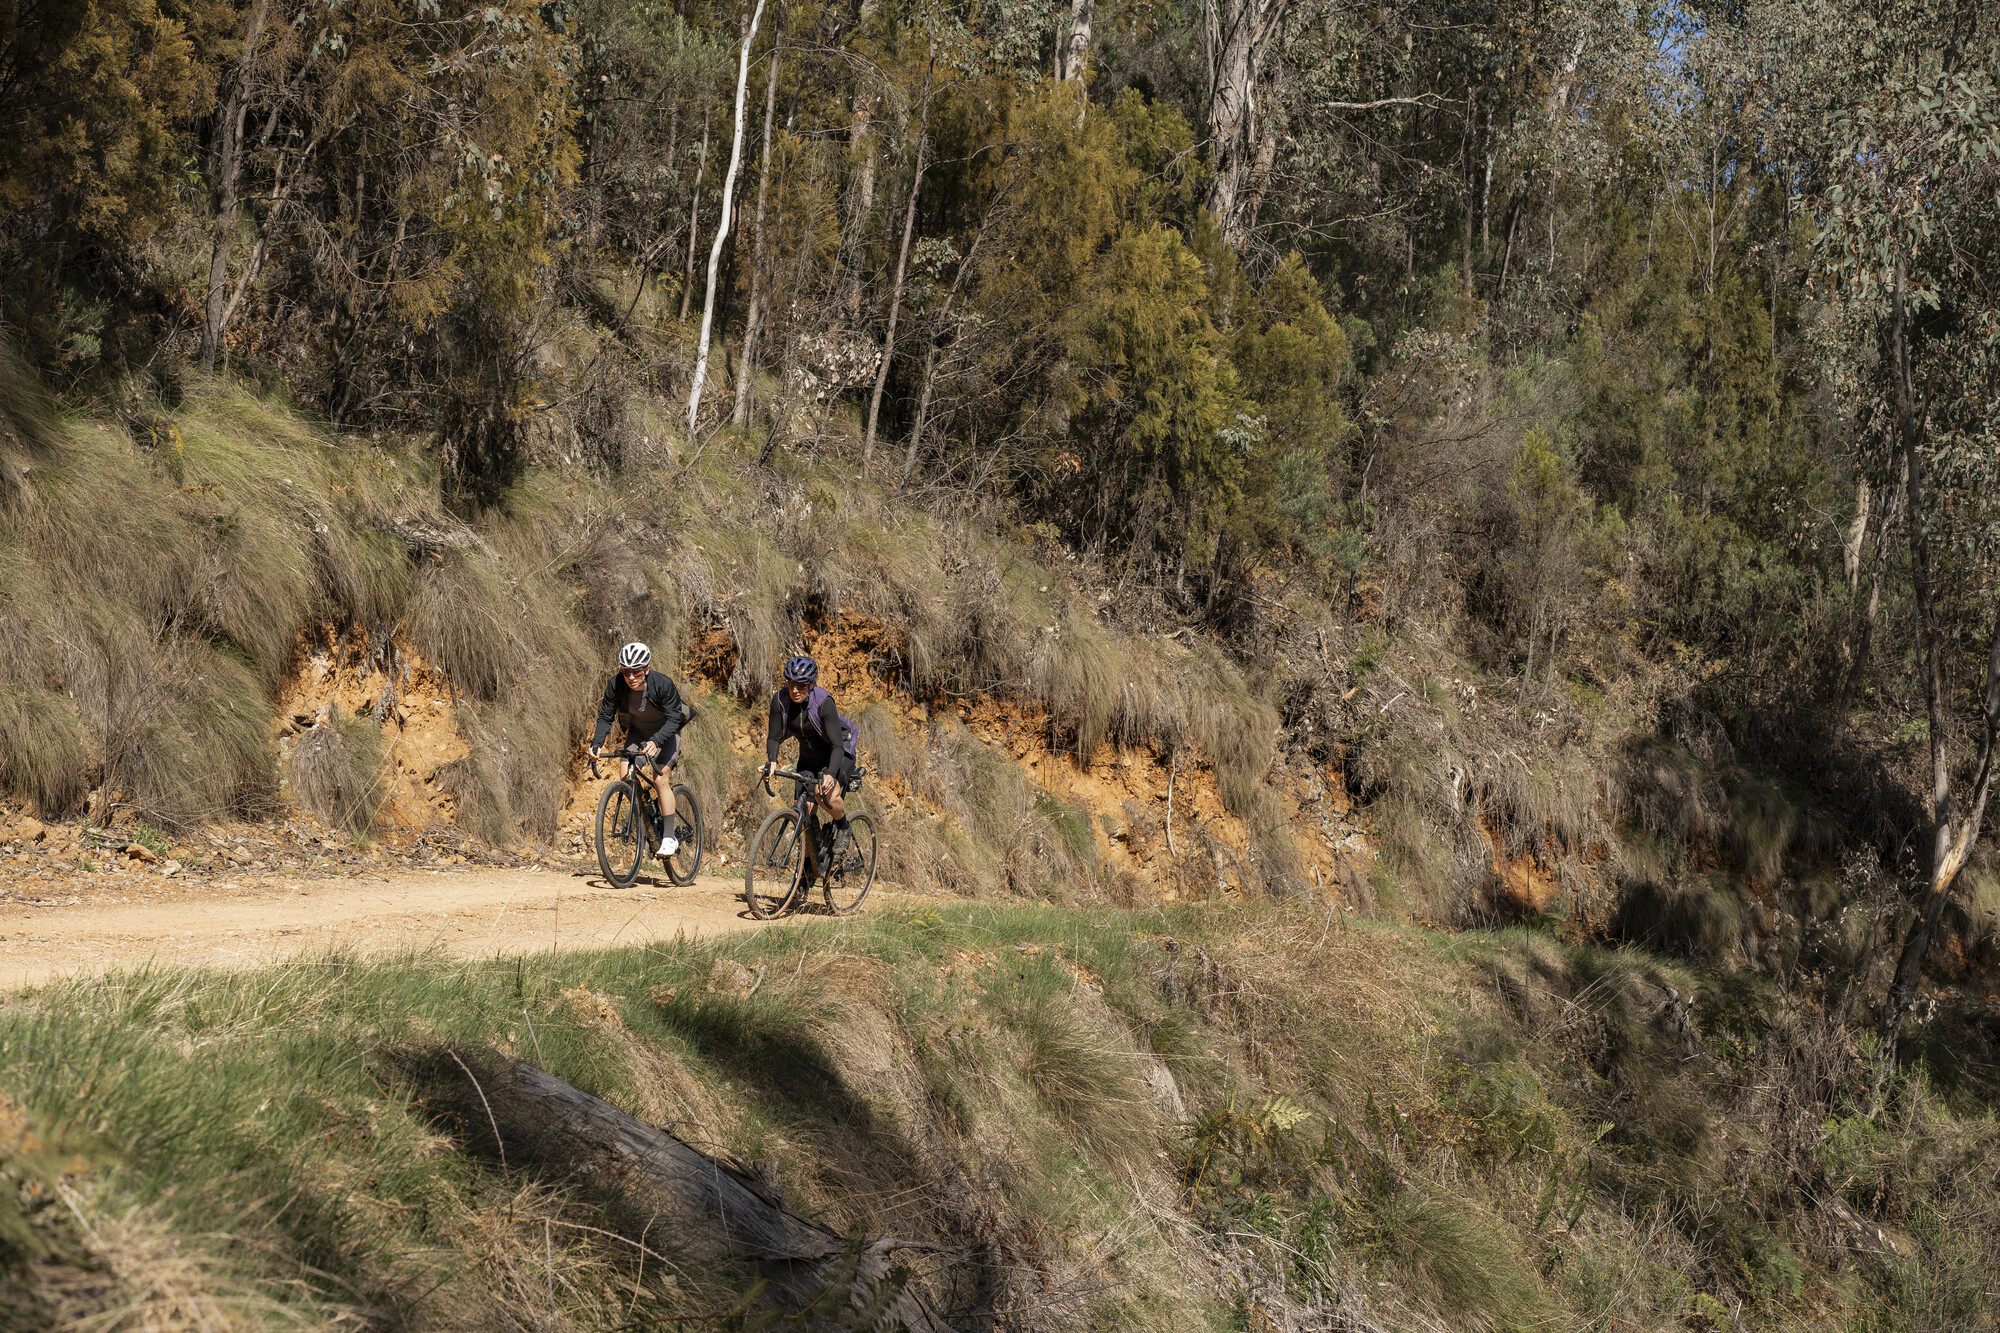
[
  {"xmin": 1843, "ymin": 479, "xmax": 1872, "ymax": 588},
  {"xmin": 198, "ymin": 0, "xmax": 272, "ymax": 374},
  {"xmin": 1842, "ymin": 478, "xmax": 1899, "ymax": 717},
  {"xmin": 688, "ymin": 0, "xmax": 771, "ymax": 435},
  {"xmin": 899, "ymin": 345, "xmax": 940, "ymax": 490},
  {"xmin": 862, "ymin": 59, "xmax": 932, "ymax": 466},
  {"xmin": 840, "ymin": 91, "xmax": 877, "ymax": 322},
  {"xmin": 1542, "ymin": 33, "xmax": 1586, "ymax": 121},
  {"xmin": 215, "ymin": 105, "xmax": 325, "ymax": 350},
  {"xmin": 1497, "ymin": 192, "xmax": 1524, "ymax": 297},
  {"xmin": 1204, "ymin": 0, "xmax": 1286, "ymax": 251},
  {"xmin": 1481, "ymin": 121, "xmax": 1494, "ymax": 245},
  {"xmin": 679, "ymin": 106, "xmax": 712, "ymax": 321},
  {"xmin": 734, "ymin": 23, "xmax": 784, "ymax": 428},
  {"xmin": 1232, "ymin": 57, "xmax": 1287, "ymax": 258},
  {"xmin": 1461, "ymin": 89, "xmax": 1477, "ymax": 298},
  {"xmin": 899, "ymin": 201, "xmax": 1000, "ymax": 488},
  {"xmin": 1058, "ymin": 0, "xmax": 1094, "ymax": 80},
  {"xmin": 1879, "ymin": 255, "xmax": 2000, "ymax": 1079}
]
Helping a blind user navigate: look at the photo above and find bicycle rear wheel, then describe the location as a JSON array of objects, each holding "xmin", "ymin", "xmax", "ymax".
[
  {"xmin": 595, "ymin": 782, "xmax": 644, "ymax": 887},
  {"xmin": 822, "ymin": 812, "xmax": 878, "ymax": 915},
  {"xmin": 743, "ymin": 809, "xmax": 805, "ymax": 918},
  {"xmin": 665, "ymin": 783, "xmax": 703, "ymax": 885}
]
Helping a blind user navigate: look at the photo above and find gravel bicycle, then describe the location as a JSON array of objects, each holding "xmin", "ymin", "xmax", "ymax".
[
  {"xmin": 593, "ymin": 742, "xmax": 703, "ymax": 888},
  {"xmin": 743, "ymin": 767, "xmax": 878, "ymax": 918}
]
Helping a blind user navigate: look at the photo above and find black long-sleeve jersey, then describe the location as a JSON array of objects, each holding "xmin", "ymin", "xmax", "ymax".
[
  {"xmin": 766, "ymin": 687, "xmax": 850, "ymax": 778},
  {"xmin": 592, "ymin": 670, "xmax": 685, "ymax": 750}
]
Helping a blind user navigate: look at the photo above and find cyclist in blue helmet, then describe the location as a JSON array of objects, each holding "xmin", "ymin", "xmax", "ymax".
[{"xmin": 760, "ymin": 655, "xmax": 853, "ymax": 851}]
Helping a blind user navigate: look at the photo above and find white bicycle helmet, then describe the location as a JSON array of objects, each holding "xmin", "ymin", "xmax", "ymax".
[{"xmin": 619, "ymin": 642, "xmax": 652, "ymax": 670}]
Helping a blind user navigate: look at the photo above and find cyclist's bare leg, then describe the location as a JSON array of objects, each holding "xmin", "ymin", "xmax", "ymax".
[
  {"xmin": 816, "ymin": 773, "xmax": 846, "ymax": 822},
  {"xmin": 652, "ymin": 768, "xmax": 676, "ymax": 820}
]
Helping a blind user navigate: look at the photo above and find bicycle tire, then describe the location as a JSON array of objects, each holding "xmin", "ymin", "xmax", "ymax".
[
  {"xmin": 822, "ymin": 812, "xmax": 878, "ymax": 915},
  {"xmin": 744, "ymin": 808, "xmax": 805, "ymax": 918},
  {"xmin": 665, "ymin": 783, "xmax": 703, "ymax": 885},
  {"xmin": 596, "ymin": 782, "xmax": 645, "ymax": 887}
]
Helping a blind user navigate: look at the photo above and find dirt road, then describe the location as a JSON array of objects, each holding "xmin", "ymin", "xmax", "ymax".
[{"xmin": 0, "ymin": 863, "xmax": 783, "ymax": 990}]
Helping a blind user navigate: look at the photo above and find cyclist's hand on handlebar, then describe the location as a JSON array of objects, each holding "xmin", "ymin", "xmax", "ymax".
[{"xmin": 641, "ymin": 740, "xmax": 659, "ymax": 759}]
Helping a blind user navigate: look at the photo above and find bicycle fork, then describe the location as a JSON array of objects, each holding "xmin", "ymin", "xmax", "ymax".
[{"xmin": 772, "ymin": 818, "xmax": 825, "ymax": 882}]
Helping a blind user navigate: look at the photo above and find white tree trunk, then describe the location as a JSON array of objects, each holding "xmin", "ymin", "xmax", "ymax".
[
  {"xmin": 688, "ymin": 0, "xmax": 771, "ymax": 436},
  {"xmin": 1058, "ymin": 0, "xmax": 1094, "ymax": 81},
  {"xmin": 679, "ymin": 106, "xmax": 711, "ymax": 321},
  {"xmin": 734, "ymin": 25, "xmax": 784, "ymax": 428},
  {"xmin": 862, "ymin": 59, "xmax": 933, "ymax": 466}
]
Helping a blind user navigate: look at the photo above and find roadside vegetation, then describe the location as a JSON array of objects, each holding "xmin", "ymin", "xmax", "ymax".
[{"xmin": 6, "ymin": 902, "xmax": 1998, "ymax": 1330}]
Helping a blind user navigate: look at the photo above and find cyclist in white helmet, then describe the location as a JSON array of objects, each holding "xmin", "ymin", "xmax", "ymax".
[{"xmin": 589, "ymin": 642, "xmax": 688, "ymax": 855}]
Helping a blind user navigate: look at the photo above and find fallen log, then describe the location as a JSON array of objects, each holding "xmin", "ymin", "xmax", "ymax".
[{"xmin": 400, "ymin": 1047, "xmax": 950, "ymax": 1331}]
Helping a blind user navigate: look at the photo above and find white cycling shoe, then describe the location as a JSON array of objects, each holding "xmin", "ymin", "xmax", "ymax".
[{"xmin": 658, "ymin": 834, "xmax": 679, "ymax": 857}]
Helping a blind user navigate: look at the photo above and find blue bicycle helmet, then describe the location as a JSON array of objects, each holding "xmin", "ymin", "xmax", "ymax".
[{"xmin": 783, "ymin": 655, "xmax": 818, "ymax": 683}]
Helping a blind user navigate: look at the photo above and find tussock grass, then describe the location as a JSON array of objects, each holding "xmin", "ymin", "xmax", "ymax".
[
  {"xmin": 0, "ymin": 373, "xmax": 426, "ymax": 827},
  {"xmin": 5, "ymin": 343, "xmax": 1295, "ymax": 880},
  {"xmin": 1357, "ymin": 1184, "xmax": 1545, "ymax": 1326},
  {"xmin": 862, "ymin": 706, "xmax": 1100, "ymax": 898},
  {"xmin": 9, "ymin": 899, "xmax": 2000, "ymax": 1329},
  {"xmin": 288, "ymin": 704, "xmax": 388, "ymax": 834}
]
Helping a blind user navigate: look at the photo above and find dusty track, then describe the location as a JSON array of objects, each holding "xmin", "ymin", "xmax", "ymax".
[{"xmin": 0, "ymin": 864, "xmax": 804, "ymax": 990}]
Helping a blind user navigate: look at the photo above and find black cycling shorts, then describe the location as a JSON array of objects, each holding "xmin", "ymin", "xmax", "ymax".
[
  {"xmin": 629, "ymin": 733, "xmax": 681, "ymax": 772},
  {"xmin": 799, "ymin": 759, "xmax": 858, "ymax": 792}
]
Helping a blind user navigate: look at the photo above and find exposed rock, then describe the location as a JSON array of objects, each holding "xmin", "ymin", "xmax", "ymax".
[{"xmin": 706, "ymin": 958, "xmax": 765, "ymax": 998}]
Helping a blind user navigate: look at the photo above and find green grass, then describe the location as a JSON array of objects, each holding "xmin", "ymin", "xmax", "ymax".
[{"xmin": 5, "ymin": 901, "xmax": 2000, "ymax": 1329}]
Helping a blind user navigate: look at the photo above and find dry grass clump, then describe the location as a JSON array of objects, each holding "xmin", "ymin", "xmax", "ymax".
[
  {"xmin": 1014, "ymin": 994, "xmax": 1157, "ymax": 1166},
  {"xmin": 0, "ymin": 335, "xmax": 64, "ymax": 510},
  {"xmin": 0, "ymin": 362, "xmax": 634, "ymax": 839},
  {"xmin": 287, "ymin": 704, "xmax": 389, "ymax": 834},
  {"xmin": 0, "ymin": 682, "xmax": 95, "ymax": 817},
  {"xmin": 407, "ymin": 533, "xmax": 590, "ymax": 840},
  {"xmin": 670, "ymin": 520, "xmax": 808, "ymax": 696},
  {"xmin": 30, "ymin": 1187, "xmax": 279, "ymax": 1333},
  {"xmin": 0, "ymin": 370, "xmax": 426, "ymax": 827},
  {"xmin": 862, "ymin": 706, "xmax": 1100, "ymax": 898}
]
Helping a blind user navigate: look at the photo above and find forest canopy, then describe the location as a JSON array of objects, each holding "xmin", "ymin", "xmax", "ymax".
[{"xmin": 0, "ymin": 0, "xmax": 1993, "ymax": 704}]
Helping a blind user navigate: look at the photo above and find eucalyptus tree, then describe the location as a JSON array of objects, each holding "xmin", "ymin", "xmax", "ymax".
[{"xmin": 1795, "ymin": 0, "xmax": 2000, "ymax": 1070}]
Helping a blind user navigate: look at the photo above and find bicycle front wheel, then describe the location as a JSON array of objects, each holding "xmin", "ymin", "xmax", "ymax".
[
  {"xmin": 823, "ymin": 812, "xmax": 878, "ymax": 915},
  {"xmin": 744, "ymin": 809, "xmax": 804, "ymax": 919},
  {"xmin": 595, "ymin": 782, "xmax": 644, "ymax": 887},
  {"xmin": 665, "ymin": 783, "xmax": 703, "ymax": 885}
]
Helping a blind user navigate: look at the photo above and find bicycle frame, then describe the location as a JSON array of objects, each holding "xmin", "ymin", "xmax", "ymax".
[
  {"xmin": 764, "ymin": 768, "xmax": 835, "ymax": 879},
  {"xmin": 592, "ymin": 745, "xmax": 671, "ymax": 855}
]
